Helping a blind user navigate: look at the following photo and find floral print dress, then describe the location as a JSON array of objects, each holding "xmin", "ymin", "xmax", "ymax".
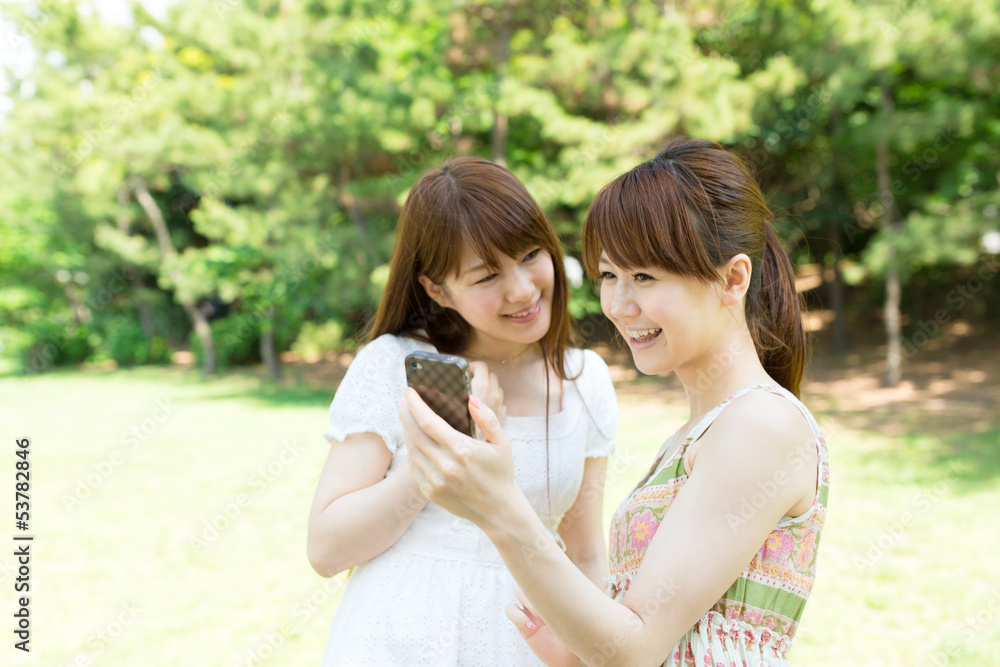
[{"xmin": 606, "ymin": 384, "xmax": 830, "ymax": 666}]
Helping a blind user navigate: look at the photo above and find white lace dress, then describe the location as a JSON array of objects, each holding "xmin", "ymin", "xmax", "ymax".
[{"xmin": 319, "ymin": 333, "xmax": 618, "ymax": 666}]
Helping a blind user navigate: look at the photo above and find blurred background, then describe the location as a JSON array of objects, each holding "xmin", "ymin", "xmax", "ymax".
[
  {"xmin": 1, "ymin": 0, "xmax": 998, "ymax": 665},
  {"xmin": 2, "ymin": 0, "xmax": 999, "ymax": 378}
]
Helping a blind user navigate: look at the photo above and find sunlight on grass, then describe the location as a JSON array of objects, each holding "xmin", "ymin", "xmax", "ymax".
[{"xmin": 2, "ymin": 368, "xmax": 997, "ymax": 666}]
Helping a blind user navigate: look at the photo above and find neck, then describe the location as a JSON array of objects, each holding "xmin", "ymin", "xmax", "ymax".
[
  {"xmin": 676, "ymin": 329, "xmax": 772, "ymax": 423},
  {"xmin": 463, "ymin": 334, "xmax": 537, "ymax": 366}
]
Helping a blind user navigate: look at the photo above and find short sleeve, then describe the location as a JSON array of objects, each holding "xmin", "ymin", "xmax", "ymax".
[
  {"xmin": 322, "ymin": 334, "xmax": 412, "ymax": 455},
  {"xmin": 577, "ymin": 349, "xmax": 619, "ymax": 458}
]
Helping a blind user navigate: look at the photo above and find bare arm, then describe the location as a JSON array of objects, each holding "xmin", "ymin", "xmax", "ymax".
[
  {"xmin": 558, "ymin": 456, "xmax": 609, "ymax": 589},
  {"xmin": 307, "ymin": 433, "xmax": 428, "ymax": 577},
  {"xmin": 402, "ymin": 390, "xmax": 815, "ymax": 666}
]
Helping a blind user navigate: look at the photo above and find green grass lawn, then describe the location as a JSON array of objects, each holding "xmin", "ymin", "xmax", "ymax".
[{"xmin": 2, "ymin": 366, "xmax": 998, "ymax": 666}]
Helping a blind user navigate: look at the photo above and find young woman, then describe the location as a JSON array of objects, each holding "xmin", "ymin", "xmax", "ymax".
[
  {"xmin": 307, "ymin": 157, "xmax": 619, "ymax": 666},
  {"xmin": 400, "ymin": 137, "xmax": 830, "ymax": 666}
]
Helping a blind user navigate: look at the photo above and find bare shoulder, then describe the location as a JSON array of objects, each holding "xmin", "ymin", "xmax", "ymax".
[
  {"xmin": 690, "ymin": 390, "xmax": 816, "ymax": 469},
  {"xmin": 685, "ymin": 389, "xmax": 818, "ymax": 515}
]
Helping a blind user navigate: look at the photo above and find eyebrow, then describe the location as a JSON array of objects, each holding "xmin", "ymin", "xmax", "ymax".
[{"xmin": 459, "ymin": 261, "xmax": 489, "ymax": 278}]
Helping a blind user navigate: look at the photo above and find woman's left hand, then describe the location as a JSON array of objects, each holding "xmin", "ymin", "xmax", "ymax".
[
  {"xmin": 506, "ymin": 586, "xmax": 582, "ymax": 667},
  {"xmin": 399, "ymin": 388, "xmax": 519, "ymax": 527}
]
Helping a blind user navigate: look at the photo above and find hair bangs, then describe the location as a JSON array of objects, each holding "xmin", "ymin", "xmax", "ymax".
[
  {"xmin": 455, "ymin": 183, "xmax": 554, "ymax": 275},
  {"xmin": 583, "ymin": 161, "xmax": 717, "ymax": 282}
]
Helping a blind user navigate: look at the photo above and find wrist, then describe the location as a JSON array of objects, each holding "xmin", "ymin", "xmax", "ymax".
[{"xmin": 482, "ymin": 489, "xmax": 549, "ymax": 553}]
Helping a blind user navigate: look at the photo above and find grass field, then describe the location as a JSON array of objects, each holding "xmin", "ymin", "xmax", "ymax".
[{"xmin": 2, "ymin": 359, "xmax": 998, "ymax": 666}]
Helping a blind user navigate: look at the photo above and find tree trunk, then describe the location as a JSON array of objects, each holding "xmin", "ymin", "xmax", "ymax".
[
  {"xmin": 826, "ymin": 107, "xmax": 849, "ymax": 355},
  {"xmin": 826, "ymin": 216, "xmax": 848, "ymax": 354},
  {"xmin": 117, "ymin": 181, "xmax": 156, "ymax": 338},
  {"xmin": 260, "ymin": 305, "xmax": 281, "ymax": 380},
  {"xmin": 131, "ymin": 176, "xmax": 216, "ymax": 376},
  {"xmin": 491, "ymin": 1, "xmax": 512, "ymax": 166},
  {"xmin": 338, "ymin": 159, "xmax": 377, "ymax": 263},
  {"xmin": 877, "ymin": 83, "xmax": 902, "ymax": 387}
]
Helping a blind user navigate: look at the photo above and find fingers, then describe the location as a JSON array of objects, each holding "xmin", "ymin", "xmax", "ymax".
[
  {"xmin": 400, "ymin": 427, "xmax": 434, "ymax": 496},
  {"xmin": 504, "ymin": 601, "xmax": 539, "ymax": 637},
  {"xmin": 468, "ymin": 394, "xmax": 505, "ymax": 444},
  {"xmin": 469, "ymin": 361, "xmax": 505, "ymax": 425},
  {"xmin": 401, "ymin": 388, "xmax": 461, "ymax": 449},
  {"xmin": 513, "ymin": 585, "xmax": 539, "ymax": 617},
  {"xmin": 469, "ymin": 360, "xmax": 489, "ymax": 397}
]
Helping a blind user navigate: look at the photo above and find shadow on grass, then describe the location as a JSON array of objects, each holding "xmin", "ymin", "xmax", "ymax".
[
  {"xmin": 938, "ymin": 429, "xmax": 1000, "ymax": 493},
  {"xmin": 210, "ymin": 380, "xmax": 337, "ymax": 408}
]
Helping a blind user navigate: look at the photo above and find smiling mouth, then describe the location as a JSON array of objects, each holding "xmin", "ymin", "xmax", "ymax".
[
  {"xmin": 504, "ymin": 300, "xmax": 540, "ymax": 318},
  {"xmin": 625, "ymin": 328, "xmax": 662, "ymax": 343}
]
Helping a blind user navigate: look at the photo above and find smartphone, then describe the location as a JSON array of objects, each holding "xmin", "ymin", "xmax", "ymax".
[{"xmin": 404, "ymin": 351, "xmax": 474, "ymax": 437}]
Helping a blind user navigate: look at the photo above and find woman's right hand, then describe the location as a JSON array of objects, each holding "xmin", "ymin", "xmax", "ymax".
[{"xmin": 468, "ymin": 360, "xmax": 506, "ymax": 429}]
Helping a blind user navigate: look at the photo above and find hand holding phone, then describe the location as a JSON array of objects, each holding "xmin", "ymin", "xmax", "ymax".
[
  {"xmin": 405, "ymin": 352, "xmax": 474, "ymax": 437},
  {"xmin": 467, "ymin": 360, "xmax": 507, "ymax": 426}
]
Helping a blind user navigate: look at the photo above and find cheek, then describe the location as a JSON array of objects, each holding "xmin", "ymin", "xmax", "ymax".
[
  {"xmin": 534, "ymin": 261, "xmax": 555, "ymax": 291},
  {"xmin": 599, "ymin": 284, "xmax": 614, "ymax": 319}
]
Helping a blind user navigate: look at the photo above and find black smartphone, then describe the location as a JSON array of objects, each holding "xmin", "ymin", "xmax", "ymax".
[{"xmin": 404, "ymin": 351, "xmax": 474, "ymax": 437}]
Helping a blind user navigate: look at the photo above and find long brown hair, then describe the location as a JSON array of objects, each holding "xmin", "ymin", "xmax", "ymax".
[
  {"xmin": 582, "ymin": 137, "xmax": 806, "ymax": 396},
  {"xmin": 369, "ymin": 156, "xmax": 575, "ymax": 378}
]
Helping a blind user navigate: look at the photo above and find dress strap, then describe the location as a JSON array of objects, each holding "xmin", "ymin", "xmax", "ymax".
[
  {"xmin": 680, "ymin": 384, "xmax": 780, "ymax": 449},
  {"xmin": 756, "ymin": 385, "xmax": 825, "ymax": 443}
]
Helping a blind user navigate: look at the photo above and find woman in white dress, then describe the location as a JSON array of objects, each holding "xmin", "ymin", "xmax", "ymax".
[{"xmin": 307, "ymin": 156, "xmax": 619, "ymax": 666}]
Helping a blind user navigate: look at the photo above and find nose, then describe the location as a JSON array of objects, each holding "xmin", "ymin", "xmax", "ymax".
[
  {"xmin": 506, "ymin": 266, "xmax": 534, "ymax": 302},
  {"xmin": 604, "ymin": 281, "xmax": 639, "ymax": 321}
]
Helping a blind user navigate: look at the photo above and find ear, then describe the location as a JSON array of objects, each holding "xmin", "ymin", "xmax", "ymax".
[
  {"xmin": 720, "ymin": 254, "xmax": 752, "ymax": 307},
  {"xmin": 417, "ymin": 275, "xmax": 452, "ymax": 309}
]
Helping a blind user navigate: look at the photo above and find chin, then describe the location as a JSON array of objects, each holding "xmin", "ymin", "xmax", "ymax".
[{"xmin": 631, "ymin": 355, "xmax": 670, "ymax": 377}]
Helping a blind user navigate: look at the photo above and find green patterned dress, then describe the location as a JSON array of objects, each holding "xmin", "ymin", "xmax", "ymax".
[{"xmin": 606, "ymin": 384, "xmax": 830, "ymax": 666}]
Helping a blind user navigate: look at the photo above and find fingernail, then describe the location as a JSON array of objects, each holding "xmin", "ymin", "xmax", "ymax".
[
  {"xmin": 526, "ymin": 621, "xmax": 537, "ymax": 631},
  {"xmin": 468, "ymin": 394, "xmax": 482, "ymax": 408}
]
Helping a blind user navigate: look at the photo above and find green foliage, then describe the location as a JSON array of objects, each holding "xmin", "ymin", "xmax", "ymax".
[
  {"xmin": 187, "ymin": 315, "xmax": 260, "ymax": 370},
  {"xmin": 2, "ymin": 0, "xmax": 999, "ymax": 372},
  {"xmin": 17, "ymin": 320, "xmax": 93, "ymax": 374},
  {"xmin": 291, "ymin": 320, "xmax": 345, "ymax": 359},
  {"xmin": 98, "ymin": 315, "xmax": 171, "ymax": 367}
]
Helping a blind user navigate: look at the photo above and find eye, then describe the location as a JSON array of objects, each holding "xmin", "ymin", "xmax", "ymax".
[
  {"xmin": 598, "ymin": 271, "xmax": 615, "ymax": 281},
  {"xmin": 522, "ymin": 248, "xmax": 541, "ymax": 262},
  {"xmin": 633, "ymin": 273, "xmax": 655, "ymax": 283},
  {"xmin": 474, "ymin": 273, "xmax": 498, "ymax": 285}
]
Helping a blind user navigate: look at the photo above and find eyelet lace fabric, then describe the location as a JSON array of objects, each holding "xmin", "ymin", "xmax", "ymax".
[{"xmin": 319, "ymin": 334, "xmax": 618, "ymax": 666}]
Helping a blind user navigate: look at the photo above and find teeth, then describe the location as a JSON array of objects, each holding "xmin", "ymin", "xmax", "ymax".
[
  {"xmin": 507, "ymin": 303, "xmax": 536, "ymax": 317},
  {"xmin": 627, "ymin": 328, "xmax": 662, "ymax": 339}
]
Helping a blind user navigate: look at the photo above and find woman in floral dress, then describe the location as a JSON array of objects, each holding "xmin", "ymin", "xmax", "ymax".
[{"xmin": 400, "ymin": 137, "xmax": 829, "ymax": 666}]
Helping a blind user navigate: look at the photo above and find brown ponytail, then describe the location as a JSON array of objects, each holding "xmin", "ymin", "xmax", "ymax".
[
  {"xmin": 749, "ymin": 224, "xmax": 806, "ymax": 396},
  {"xmin": 583, "ymin": 136, "xmax": 807, "ymax": 396}
]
